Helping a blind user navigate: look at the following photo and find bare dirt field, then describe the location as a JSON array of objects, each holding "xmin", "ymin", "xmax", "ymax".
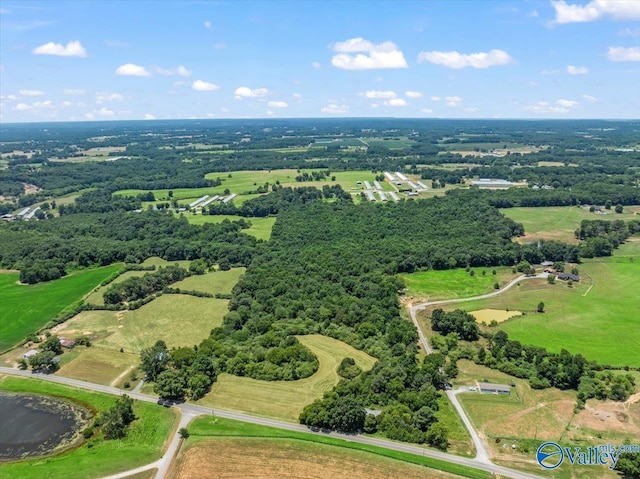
[
  {"xmin": 171, "ymin": 438, "xmax": 461, "ymax": 479},
  {"xmin": 470, "ymin": 309, "xmax": 522, "ymax": 324}
]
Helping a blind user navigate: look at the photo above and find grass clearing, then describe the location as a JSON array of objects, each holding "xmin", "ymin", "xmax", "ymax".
[
  {"xmin": 181, "ymin": 416, "xmax": 490, "ymax": 479},
  {"xmin": 197, "ymin": 335, "xmax": 376, "ymax": 422},
  {"xmin": 172, "ymin": 267, "xmax": 245, "ymax": 295},
  {"xmin": 0, "ymin": 265, "xmax": 122, "ymax": 352},
  {"xmin": 180, "ymin": 214, "xmax": 276, "ymax": 240},
  {"xmin": 56, "ymin": 346, "xmax": 139, "ymax": 386},
  {"xmin": 400, "ymin": 267, "xmax": 518, "ymax": 301},
  {"xmin": 56, "ymin": 294, "xmax": 228, "ymax": 353},
  {"xmin": 0, "ymin": 375, "xmax": 177, "ymax": 479},
  {"xmin": 502, "ymin": 206, "xmax": 640, "ymax": 244}
]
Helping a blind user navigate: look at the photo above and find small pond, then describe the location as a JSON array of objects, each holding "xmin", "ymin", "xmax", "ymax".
[{"xmin": 0, "ymin": 391, "xmax": 91, "ymax": 461}]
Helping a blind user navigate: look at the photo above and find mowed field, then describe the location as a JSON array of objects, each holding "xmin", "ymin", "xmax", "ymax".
[
  {"xmin": 502, "ymin": 205, "xmax": 640, "ymax": 244},
  {"xmin": 401, "ymin": 266, "xmax": 518, "ymax": 301},
  {"xmin": 197, "ymin": 335, "xmax": 377, "ymax": 422},
  {"xmin": 0, "ymin": 265, "xmax": 122, "ymax": 352},
  {"xmin": 180, "ymin": 214, "xmax": 276, "ymax": 240},
  {"xmin": 0, "ymin": 376, "xmax": 177, "ymax": 479},
  {"xmin": 56, "ymin": 346, "xmax": 139, "ymax": 386}
]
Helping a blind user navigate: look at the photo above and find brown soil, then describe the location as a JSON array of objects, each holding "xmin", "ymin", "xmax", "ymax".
[
  {"xmin": 171, "ymin": 438, "xmax": 461, "ymax": 479},
  {"xmin": 572, "ymin": 399, "xmax": 640, "ymax": 436}
]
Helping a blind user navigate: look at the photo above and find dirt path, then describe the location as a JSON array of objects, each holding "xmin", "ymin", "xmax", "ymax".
[{"xmin": 109, "ymin": 365, "xmax": 135, "ymax": 387}]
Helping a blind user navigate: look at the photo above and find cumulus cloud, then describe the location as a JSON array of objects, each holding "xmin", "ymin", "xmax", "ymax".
[
  {"xmin": 14, "ymin": 103, "xmax": 32, "ymax": 111},
  {"xmin": 607, "ymin": 46, "xmax": 640, "ymax": 61},
  {"xmin": 525, "ymin": 99, "xmax": 579, "ymax": 113},
  {"xmin": 96, "ymin": 92, "xmax": 124, "ymax": 103},
  {"xmin": 551, "ymin": 0, "xmax": 640, "ymax": 24},
  {"xmin": 19, "ymin": 89, "xmax": 44, "ymax": 97},
  {"xmin": 144, "ymin": 113, "xmax": 156, "ymax": 120},
  {"xmin": 234, "ymin": 87, "xmax": 268, "ymax": 99},
  {"xmin": 557, "ymin": 99, "xmax": 579, "ymax": 108},
  {"xmin": 321, "ymin": 103, "xmax": 349, "ymax": 114},
  {"xmin": 192, "ymin": 80, "xmax": 220, "ymax": 91},
  {"xmin": 418, "ymin": 49, "xmax": 513, "ymax": 69},
  {"xmin": 97, "ymin": 107, "xmax": 114, "ymax": 117},
  {"xmin": 153, "ymin": 65, "xmax": 192, "ymax": 76},
  {"xmin": 292, "ymin": 93, "xmax": 303, "ymax": 100},
  {"xmin": 567, "ymin": 64, "xmax": 589, "ymax": 74},
  {"xmin": 268, "ymin": 100, "xmax": 288, "ymax": 108},
  {"xmin": 431, "ymin": 96, "xmax": 441, "ymax": 102},
  {"xmin": 363, "ymin": 90, "xmax": 396, "ymax": 99},
  {"xmin": 331, "ymin": 37, "xmax": 408, "ymax": 70},
  {"xmin": 405, "ymin": 90, "xmax": 423, "ymax": 98},
  {"xmin": 583, "ymin": 94, "xmax": 598, "ymax": 102},
  {"xmin": 61, "ymin": 101, "xmax": 74, "ymax": 108},
  {"xmin": 386, "ymin": 98, "xmax": 407, "ymax": 107},
  {"xmin": 33, "ymin": 40, "xmax": 86, "ymax": 57},
  {"xmin": 445, "ymin": 96, "xmax": 463, "ymax": 107},
  {"xmin": 115, "ymin": 63, "xmax": 150, "ymax": 76},
  {"xmin": 63, "ymin": 89, "xmax": 85, "ymax": 96},
  {"xmin": 204, "ymin": 20, "xmax": 212, "ymax": 29}
]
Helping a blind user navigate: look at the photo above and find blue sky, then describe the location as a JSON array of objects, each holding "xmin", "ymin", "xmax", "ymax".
[{"xmin": 1, "ymin": 0, "xmax": 639, "ymax": 122}]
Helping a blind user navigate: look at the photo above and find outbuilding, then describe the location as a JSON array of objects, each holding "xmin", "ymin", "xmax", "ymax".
[{"xmin": 477, "ymin": 382, "xmax": 511, "ymax": 395}]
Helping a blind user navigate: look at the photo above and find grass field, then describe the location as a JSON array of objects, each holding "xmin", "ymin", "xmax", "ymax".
[
  {"xmin": 400, "ymin": 266, "xmax": 518, "ymax": 301},
  {"xmin": 178, "ymin": 416, "xmax": 490, "ymax": 479},
  {"xmin": 56, "ymin": 294, "xmax": 228, "ymax": 353},
  {"xmin": 0, "ymin": 375, "xmax": 177, "ymax": 479},
  {"xmin": 361, "ymin": 136, "xmax": 416, "ymax": 149},
  {"xmin": 501, "ymin": 205, "xmax": 640, "ymax": 243},
  {"xmin": 180, "ymin": 214, "xmax": 276, "ymax": 240},
  {"xmin": 0, "ymin": 265, "xmax": 122, "ymax": 352},
  {"xmin": 171, "ymin": 267, "xmax": 245, "ymax": 295},
  {"xmin": 57, "ymin": 346, "xmax": 139, "ymax": 387},
  {"xmin": 434, "ymin": 258, "xmax": 640, "ymax": 367},
  {"xmin": 197, "ymin": 335, "xmax": 376, "ymax": 422}
]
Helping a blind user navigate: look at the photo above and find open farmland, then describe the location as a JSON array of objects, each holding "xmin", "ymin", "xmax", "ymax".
[
  {"xmin": 0, "ymin": 376, "xmax": 177, "ymax": 479},
  {"xmin": 502, "ymin": 205, "xmax": 640, "ymax": 244},
  {"xmin": 0, "ymin": 265, "xmax": 122, "ymax": 352},
  {"xmin": 171, "ymin": 267, "xmax": 245, "ymax": 295},
  {"xmin": 56, "ymin": 346, "xmax": 139, "ymax": 387},
  {"xmin": 197, "ymin": 335, "xmax": 376, "ymax": 421},
  {"xmin": 181, "ymin": 214, "xmax": 276, "ymax": 240},
  {"xmin": 56, "ymin": 294, "xmax": 228, "ymax": 353}
]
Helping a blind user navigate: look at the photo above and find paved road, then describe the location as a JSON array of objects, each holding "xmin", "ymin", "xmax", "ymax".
[
  {"xmin": 0, "ymin": 367, "xmax": 542, "ymax": 479},
  {"xmin": 408, "ymin": 273, "xmax": 547, "ymax": 465}
]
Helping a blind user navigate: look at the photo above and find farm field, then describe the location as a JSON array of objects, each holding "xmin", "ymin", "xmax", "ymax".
[
  {"xmin": 454, "ymin": 360, "xmax": 637, "ymax": 479},
  {"xmin": 501, "ymin": 205, "xmax": 640, "ymax": 244},
  {"xmin": 171, "ymin": 267, "xmax": 245, "ymax": 295},
  {"xmin": 180, "ymin": 214, "xmax": 276, "ymax": 240},
  {"xmin": 0, "ymin": 375, "xmax": 177, "ymax": 479},
  {"xmin": 361, "ymin": 136, "xmax": 416, "ymax": 149},
  {"xmin": 197, "ymin": 335, "xmax": 377, "ymax": 422},
  {"xmin": 400, "ymin": 266, "xmax": 518, "ymax": 301},
  {"xmin": 430, "ymin": 258, "xmax": 640, "ymax": 367},
  {"xmin": 0, "ymin": 265, "xmax": 122, "ymax": 352},
  {"xmin": 178, "ymin": 416, "xmax": 490, "ymax": 479},
  {"xmin": 56, "ymin": 293, "xmax": 228, "ymax": 353},
  {"xmin": 56, "ymin": 346, "xmax": 139, "ymax": 387}
]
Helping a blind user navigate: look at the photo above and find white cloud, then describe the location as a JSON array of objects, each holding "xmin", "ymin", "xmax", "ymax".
[
  {"xmin": 583, "ymin": 94, "xmax": 598, "ymax": 102},
  {"xmin": 405, "ymin": 90, "xmax": 423, "ymax": 98},
  {"xmin": 204, "ymin": 21, "xmax": 212, "ymax": 29},
  {"xmin": 221, "ymin": 107, "xmax": 230, "ymax": 113},
  {"xmin": 96, "ymin": 92, "xmax": 124, "ymax": 103},
  {"xmin": 33, "ymin": 100, "xmax": 53, "ymax": 109},
  {"xmin": 312, "ymin": 61, "xmax": 321, "ymax": 69},
  {"xmin": 421, "ymin": 108, "xmax": 434, "ymax": 114},
  {"xmin": 19, "ymin": 89, "xmax": 44, "ymax": 97},
  {"xmin": 431, "ymin": 96, "xmax": 441, "ymax": 102},
  {"xmin": 192, "ymin": 80, "xmax": 220, "ymax": 91},
  {"xmin": 557, "ymin": 99, "xmax": 579, "ymax": 108},
  {"xmin": 61, "ymin": 101, "xmax": 73, "ymax": 107},
  {"xmin": 321, "ymin": 103, "xmax": 349, "ymax": 114},
  {"xmin": 234, "ymin": 87, "xmax": 268, "ymax": 99},
  {"xmin": 15, "ymin": 103, "xmax": 32, "ymax": 111},
  {"xmin": 97, "ymin": 107, "xmax": 115, "ymax": 117},
  {"xmin": 33, "ymin": 40, "xmax": 86, "ymax": 57},
  {"xmin": 619, "ymin": 27, "xmax": 640, "ymax": 37},
  {"xmin": 529, "ymin": 9, "xmax": 539, "ymax": 17},
  {"xmin": 385, "ymin": 98, "xmax": 407, "ymax": 107},
  {"xmin": 153, "ymin": 65, "xmax": 192, "ymax": 76},
  {"xmin": 292, "ymin": 93, "xmax": 303, "ymax": 100},
  {"xmin": 363, "ymin": 90, "xmax": 397, "ymax": 99},
  {"xmin": 331, "ymin": 37, "xmax": 408, "ymax": 70},
  {"xmin": 551, "ymin": 0, "xmax": 640, "ymax": 24},
  {"xmin": 144, "ymin": 113, "xmax": 156, "ymax": 120},
  {"xmin": 266, "ymin": 110, "xmax": 274, "ymax": 116},
  {"xmin": 607, "ymin": 46, "xmax": 640, "ymax": 61},
  {"xmin": 63, "ymin": 88, "xmax": 85, "ymax": 96},
  {"xmin": 85, "ymin": 113, "xmax": 95, "ymax": 120},
  {"xmin": 115, "ymin": 63, "xmax": 150, "ymax": 76},
  {"xmin": 525, "ymin": 98, "xmax": 579, "ymax": 113},
  {"xmin": 445, "ymin": 96, "xmax": 463, "ymax": 107},
  {"xmin": 463, "ymin": 107, "xmax": 479, "ymax": 113},
  {"xmin": 268, "ymin": 100, "xmax": 288, "ymax": 108},
  {"xmin": 418, "ymin": 49, "xmax": 513, "ymax": 69},
  {"xmin": 567, "ymin": 64, "xmax": 589, "ymax": 74}
]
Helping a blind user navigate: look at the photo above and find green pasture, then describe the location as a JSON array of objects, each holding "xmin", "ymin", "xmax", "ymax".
[
  {"xmin": 361, "ymin": 136, "xmax": 416, "ymax": 149},
  {"xmin": 186, "ymin": 416, "xmax": 490, "ymax": 479},
  {"xmin": 400, "ymin": 267, "xmax": 518, "ymax": 301},
  {"xmin": 0, "ymin": 375, "xmax": 177, "ymax": 479},
  {"xmin": 172, "ymin": 267, "xmax": 245, "ymax": 295},
  {"xmin": 0, "ymin": 265, "xmax": 122, "ymax": 352},
  {"xmin": 181, "ymin": 214, "xmax": 276, "ymax": 240}
]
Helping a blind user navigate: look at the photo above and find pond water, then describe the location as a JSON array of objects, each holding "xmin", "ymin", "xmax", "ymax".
[{"xmin": 0, "ymin": 391, "xmax": 91, "ymax": 461}]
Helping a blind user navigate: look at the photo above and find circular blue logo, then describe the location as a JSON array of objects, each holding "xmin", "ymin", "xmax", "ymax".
[{"xmin": 537, "ymin": 442, "xmax": 564, "ymax": 470}]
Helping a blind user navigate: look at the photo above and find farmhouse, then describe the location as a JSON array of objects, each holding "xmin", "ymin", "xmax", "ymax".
[
  {"xmin": 477, "ymin": 382, "xmax": 511, "ymax": 395},
  {"xmin": 557, "ymin": 273, "xmax": 580, "ymax": 282},
  {"xmin": 23, "ymin": 349, "xmax": 38, "ymax": 359}
]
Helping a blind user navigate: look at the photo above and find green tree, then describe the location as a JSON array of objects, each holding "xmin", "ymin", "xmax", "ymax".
[
  {"xmin": 40, "ymin": 335, "xmax": 63, "ymax": 354},
  {"xmin": 140, "ymin": 340, "xmax": 170, "ymax": 381},
  {"xmin": 154, "ymin": 368, "xmax": 187, "ymax": 399},
  {"xmin": 28, "ymin": 351, "xmax": 58, "ymax": 372},
  {"xmin": 537, "ymin": 302, "xmax": 545, "ymax": 313},
  {"xmin": 615, "ymin": 204, "xmax": 624, "ymax": 214},
  {"xmin": 425, "ymin": 423, "xmax": 448, "ymax": 450}
]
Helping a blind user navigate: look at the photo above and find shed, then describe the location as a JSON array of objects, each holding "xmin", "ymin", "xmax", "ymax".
[
  {"xmin": 477, "ymin": 382, "xmax": 511, "ymax": 395},
  {"xmin": 60, "ymin": 338, "xmax": 76, "ymax": 349},
  {"xmin": 541, "ymin": 261, "xmax": 554, "ymax": 267},
  {"xmin": 23, "ymin": 349, "xmax": 39, "ymax": 359}
]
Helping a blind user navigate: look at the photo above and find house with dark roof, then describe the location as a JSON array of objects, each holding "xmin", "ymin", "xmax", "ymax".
[{"xmin": 557, "ymin": 273, "xmax": 580, "ymax": 282}]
